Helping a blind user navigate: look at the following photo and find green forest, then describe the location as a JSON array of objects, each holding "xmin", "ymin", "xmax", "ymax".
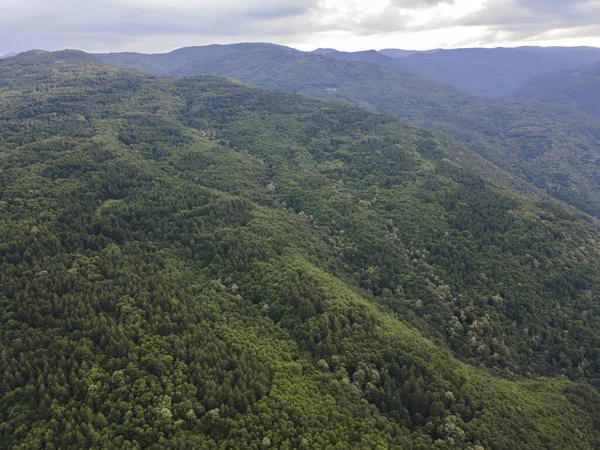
[
  {"xmin": 2, "ymin": 50, "xmax": 600, "ymax": 449},
  {"xmin": 99, "ymin": 44, "xmax": 600, "ymax": 219}
]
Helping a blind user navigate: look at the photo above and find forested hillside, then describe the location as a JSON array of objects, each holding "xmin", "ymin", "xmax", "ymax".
[
  {"xmin": 2, "ymin": 50, "xmax": 600, "ymax": 449},
  {"xmin": 510, "ymin": 62, "xmax": 600, "ymax": 117},
  {"xmin": 99, "ymin": 44, "xmax": 600, "ymax": 218}
]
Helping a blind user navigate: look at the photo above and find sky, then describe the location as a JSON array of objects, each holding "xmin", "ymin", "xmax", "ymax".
[{"xmin": 1, "ymin": 0, "xmax": 600, "ymax": 55}]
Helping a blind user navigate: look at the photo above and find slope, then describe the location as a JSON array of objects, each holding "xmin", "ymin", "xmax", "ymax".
[
  {"xmin": 2, "ymin": 49, "xmax": 600, "ymax": 449},
  {"xmin": 509, "ymin": 61, "xmax": 600, "ymax": 117},
  {"xmin": 99, "ymin": 44, "xmax": 600, "ymax": 219}
]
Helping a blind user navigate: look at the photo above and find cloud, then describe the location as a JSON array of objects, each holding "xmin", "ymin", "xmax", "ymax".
[
  {"xmin": 458, "ymin": 0, "xmax": 600, "ymax": 34},
  {"xmin": 0, "ymin": 0, "xmax": 319, "ymax": 51},
  {"xmin": 389, "ymin": 0, "xmax": 454, "ymax": 8},
  {"xmin": 0, "ymin": 0, "xmax": 598, "ymax": 53}
]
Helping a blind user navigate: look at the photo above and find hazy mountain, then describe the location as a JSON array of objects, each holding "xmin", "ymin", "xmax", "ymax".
[
  {"xmin": 518, "ymin": 46, "xmax": 600, "ymax": 61},
  {"xmin": 314, "ymin": 48, "xmax": 417, "ymax": 60},
  {"xmin": 98, "ymin": 44, "xmax": 600, "ymax": 218},
  {"xmin": 324, "ymin": 46, "xmax": 600, "ymax": 98},
  {"xmin": 509, "ymin": 61, "xmax": 600, "ymax": 117},
  {"xmin": 310, "ymin": 48, "xmax": 396, "ymax": 66},
  {"xmin": 312, "ymin": 48, "xmax": 337, "ymax": 55},
  {"xmin": 379, "ymin": 49, "xmax": 416, "ymax": 58},
  {"xmin": 3, "ymin": 48, "xmax": 600, "ymax": 449},
  {"xmin": 0, "ymin": 52, "xmax": 17, "ymax": 59}
]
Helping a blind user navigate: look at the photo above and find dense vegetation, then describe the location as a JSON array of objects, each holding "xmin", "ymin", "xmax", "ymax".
[
  {"xmin": 510, "ymin": 62, "xmax": 600, "ymax": 117},
  {"xmin": 3, "ymin": 50, "xmax": 600, "ymax": 449},
  {"xmin": 99, "ymin": 44, "xmax": 600, "ymax": 218}
]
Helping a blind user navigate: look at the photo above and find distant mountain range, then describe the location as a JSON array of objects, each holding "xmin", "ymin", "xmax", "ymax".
[
  {"xmin": 316, "ymin": 48, "xmax": 418, "ymax": 59},
  {"xmin": 311, "ymin": 46, "xmax": 600, "ymax": 98},
  {"xmin": 379, "ymin": 49, "xmax": 417, "ymax": 58},
  {"xmin": 97, "ymin": 43, "xmax": 600, "ymax": 218},
  {"xmin": 322, "ymin": 45, "xmax": 600, "ymax": 118}
]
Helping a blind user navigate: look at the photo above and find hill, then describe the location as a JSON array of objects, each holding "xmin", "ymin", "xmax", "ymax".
[
  {"xmin": 509, "ymin": 61, "xmax": 600, "ymax": 117},
  {"xmin": 3, "ymin": 49, "xmax": 600, "ymax": 448},
  {"xmin": 98, "ymin": 44, "xmax": 600, "ymax": 219}
]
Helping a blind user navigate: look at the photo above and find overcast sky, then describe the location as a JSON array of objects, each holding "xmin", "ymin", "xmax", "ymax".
[{"xmin": 1, "ymin": 0, "xmax": 600, "ymax": 55}]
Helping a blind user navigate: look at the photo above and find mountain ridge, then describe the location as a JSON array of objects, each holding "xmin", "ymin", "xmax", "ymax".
[
  {"xmin": 97, "ymin": 43, "xmax": 600, "ymax": 219},
  {"xmin": 320, "ymin": 45, "xmax": 600, "ymax": 97}
]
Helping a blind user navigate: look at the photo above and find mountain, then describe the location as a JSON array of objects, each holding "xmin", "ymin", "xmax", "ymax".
[
  {"xmin": 314, "ymin": 49, "xmax": 417, "ymax": 61},
  {"xmin": 518, "ymin": 46, "xmax": 600, "ymax": 61},
  {"xmin": 311, "ymin": 48, "xmax": 396, "ymax": 66},
  {"xmin": 509, "ymin": 61, "xmax": 600, "ymax": 117},
  {"xmin": 3, "ymin": 49, "xmax": 600, "ymax": 448},
  {"xmin": 98, "ymin": 44, "xmax": 600, "ymax": 219},
  {"xmin": 0, "ymin": 52, "xmax": 17, "ymax": 59},
  {"xmin": 98, "ymin": 43, "xmax": 304, "ymax": 77},
  {"xmin": 333, "ymin": 46, "xmax": 600, "ymax": 98},
  {"xmin": 312, "ymin": 48, "xmax": 337, "ymax": 55},
  {"xmin": 379, "ymin": 49, "xmax": 416, "ymax": 58}
]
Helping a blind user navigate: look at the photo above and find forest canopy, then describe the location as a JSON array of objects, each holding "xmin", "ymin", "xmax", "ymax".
[{"xmin": 1, "ymin": 51, "xmax": 600, "ymax": 449}]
